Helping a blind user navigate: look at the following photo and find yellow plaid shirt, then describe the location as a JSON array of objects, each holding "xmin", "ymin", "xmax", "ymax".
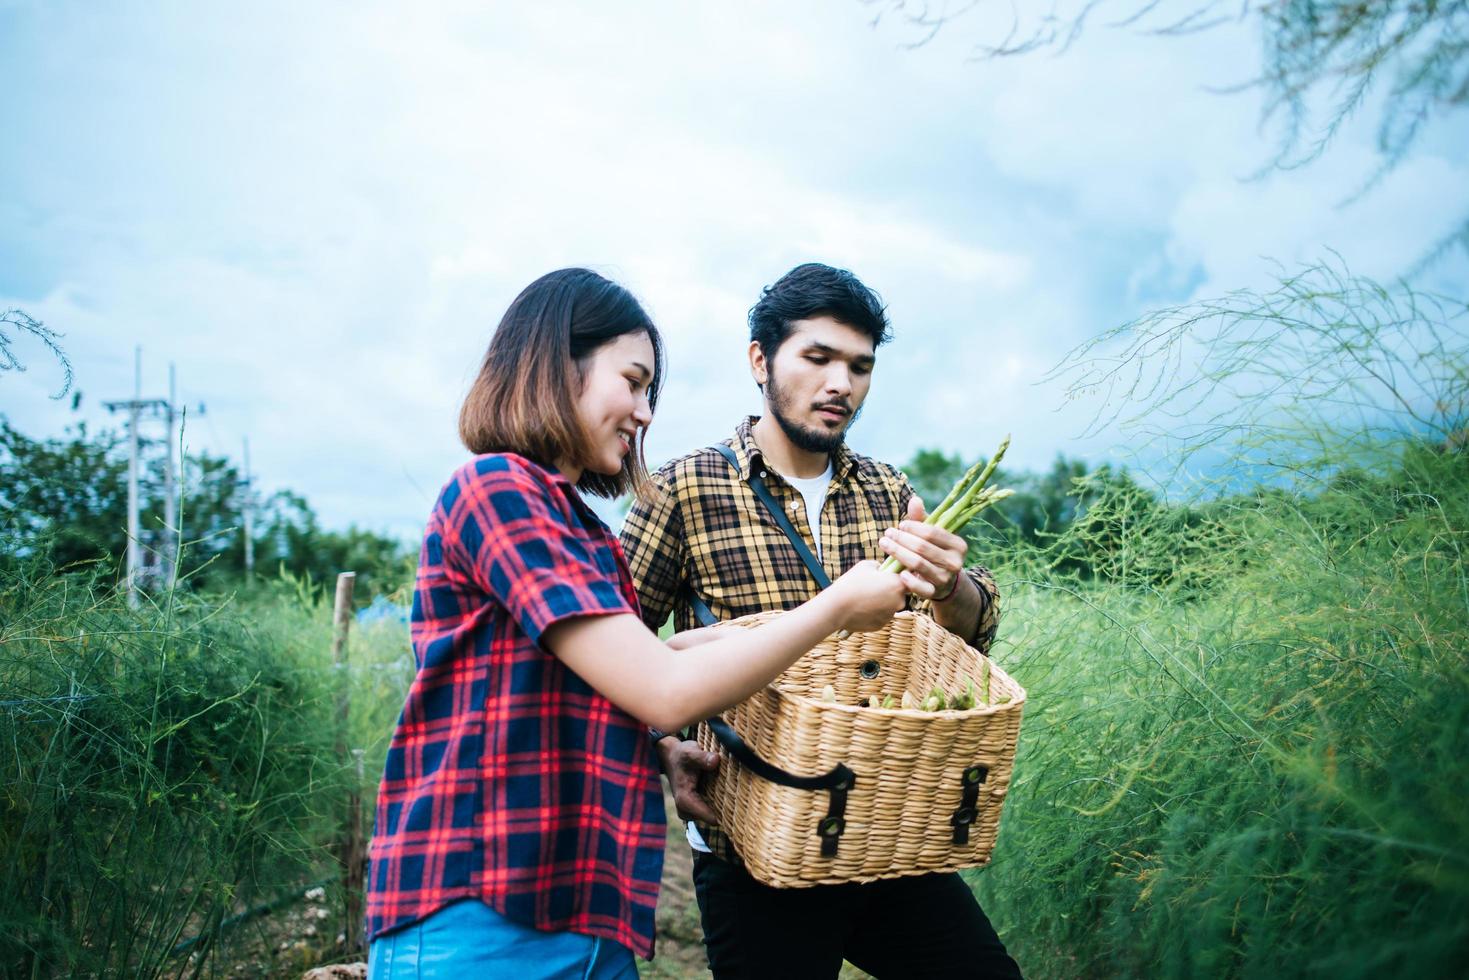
[{"xmin": 619, "ymin": 416, "xmax": 1002, "ymax": 862}]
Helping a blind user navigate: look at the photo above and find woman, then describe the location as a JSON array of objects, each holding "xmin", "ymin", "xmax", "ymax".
[{"xmin": 366, "ymin": 269, "xmax": 916, "ymax": 978}]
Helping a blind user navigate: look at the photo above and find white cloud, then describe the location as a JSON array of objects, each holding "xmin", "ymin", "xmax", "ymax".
[
  {"xmin": 3, "ymin": 0, "xmax": 1463, "ymax": 537},
  {"xmin": 1169, "ymin": 148, "xmax": 1469, "ymax": 294}
]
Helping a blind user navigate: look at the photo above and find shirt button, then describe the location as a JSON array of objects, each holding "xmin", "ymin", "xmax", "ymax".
[{"xmin": 789, "ymin": 500, "xmax": 800, "ymax": 512}]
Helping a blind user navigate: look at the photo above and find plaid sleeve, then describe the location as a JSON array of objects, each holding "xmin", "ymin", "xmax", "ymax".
[
  {"xmin": 962, "ymin": 564, "xmax": 1001, "ymax": 654},
  {"xmin": 619, "ymin": 471, "xmax": 686, "ymax": 631},
  {"xmin": 447, "ymin": 457, "xmax": 634, "ymax": 646},
  {"xmin": 896, "ymin": 475, "xmax": 1003, "ymax": 654}
]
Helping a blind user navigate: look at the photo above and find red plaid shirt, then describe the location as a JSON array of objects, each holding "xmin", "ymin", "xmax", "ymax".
[{"xmin": 366, "ymin": 453, "xmax": 666, "ymax": 959}]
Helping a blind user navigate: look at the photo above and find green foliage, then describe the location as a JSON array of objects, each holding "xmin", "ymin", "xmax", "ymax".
[
  {"xmin": 247, "ymin": 490, "xmax": 416, "ymax": 602},
  {"xmin": 0, "ymin": 309, "xmax": 72, "ymax": 399},
  {"xmin": 1036, "ymin": 465, "xmax": 1249, "ymax": 595},
  {"xmin": 1049, "ymin": 258, "xmax": 1469, "ymax": 472},
  {"xmin": 0, "ymin": 558, "xmax": 413, "ymax": 978},
  {"xmin": 987, "ymin": 455, "xmax": 1093, "ymax": 546},
  {"xmin": 902, "ymin": 447, "xmax": 970, "ymax": 511},
  {"xmin": 1257, "ymin": 1, "xmax": 1469, "ymax": 179},
  {"xmin": 977, "ymin": 441, "xmax": 1469, "ymax": 977},
  {"xmin": 0, "ymin": 415, "xmax": 413, "ymax": 602},
  {"xmin": 967, "ymin": 264, "xmax": 1469, "ymax": 976},
  {"xmin": 0, "ymin": 420, "xmax": 128, "ymax": 569}
]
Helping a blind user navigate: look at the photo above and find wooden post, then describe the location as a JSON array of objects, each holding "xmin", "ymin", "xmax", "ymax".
[
  {"xmin": 331, "ymin": 572, "xmax": 356, "ymax": 674},
  {"xmin": 346, "ymin": 748, "xmax": 366, "ymax": 952},
  {"xmin": 330, "ymin": 572, "xmax": 365, "ymax": 953}
]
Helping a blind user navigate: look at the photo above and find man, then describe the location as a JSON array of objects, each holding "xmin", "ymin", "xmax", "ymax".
[{"xmin": 620, "ymin": 263, "xmax": 1022, "ymax": 978}]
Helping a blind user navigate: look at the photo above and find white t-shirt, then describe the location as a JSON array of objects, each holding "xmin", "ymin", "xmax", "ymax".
[
  {"xmin": 685, "ymin": 459, "xmax": 834, "ymax": 853},
  {"xmin": 783, "ymin": 462, "xmax": 834, "ymax": 561}
]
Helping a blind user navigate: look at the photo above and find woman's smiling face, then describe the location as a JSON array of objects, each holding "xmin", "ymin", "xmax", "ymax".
[{"xmin": 564, "ymin": 330, "xmax": 656, "ymax": 482}]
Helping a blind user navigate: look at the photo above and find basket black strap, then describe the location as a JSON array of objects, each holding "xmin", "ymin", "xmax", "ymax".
[
  {"xmin": 950, "ymin": 764, "xmax": 989, "ymax": 845},
  {"xmin": 682, "ymin": 444, "xmax": 853, "ymax": 857},
  {"xmin": 706, "ymin": 716, "xmax": 856, "ymax": 857}
]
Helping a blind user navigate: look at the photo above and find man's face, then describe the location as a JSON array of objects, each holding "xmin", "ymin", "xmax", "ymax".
[{"xmin": 750, "ymin": 316, "xmax": 876, "ymax": 454}]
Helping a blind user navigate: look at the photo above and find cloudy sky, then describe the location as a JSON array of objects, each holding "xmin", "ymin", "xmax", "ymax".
[{"xmin": 4, "ymin": 0, "xmax": 1467, "ymax": 537}]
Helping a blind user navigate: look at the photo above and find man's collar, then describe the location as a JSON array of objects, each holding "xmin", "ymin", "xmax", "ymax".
[{"xmin": 731, "ymin": 415, "xmax": 859, "ymax": 485}]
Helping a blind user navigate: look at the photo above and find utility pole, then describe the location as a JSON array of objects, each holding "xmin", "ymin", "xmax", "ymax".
[
  {"xmin": 242, "ymin": 436, "xmax": 255, "ymax": 578},
  {"xmin": 126, "ymin": 349, "xmax": 141, "ymax": 606},
  {"xmin": 104, "ymin": 349, "xmax": 195, "ymax": 604},
  {"xmin": 163, "ymin": 363, "xmax": 178, "ymax": 589}
]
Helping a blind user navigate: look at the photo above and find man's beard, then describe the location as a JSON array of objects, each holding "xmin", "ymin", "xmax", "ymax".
[{"xmin": 766, "ymin": 367, "xmax": 861, "ymax": 455}]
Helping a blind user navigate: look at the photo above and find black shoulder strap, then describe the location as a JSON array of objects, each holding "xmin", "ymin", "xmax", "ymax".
[
  {"xmin": 712, "ymin": 443, "xmax": 831, "ymax": 589},
  {"xmin": 684, "ymin": 443, "xmax": 832, "ymax": 628},
  {"xmin": 687, "ymin": 590, "xmax": 719, "ymax": 628}
]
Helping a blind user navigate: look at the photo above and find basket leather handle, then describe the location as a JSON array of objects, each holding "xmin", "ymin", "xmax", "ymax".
[
  {"xmin": 705, "ymin": 715, "xmax": 855, "ymax": 858},
  {"xmin": 704, "ymin": 716, "xmax": 854, "ymax": 791}
]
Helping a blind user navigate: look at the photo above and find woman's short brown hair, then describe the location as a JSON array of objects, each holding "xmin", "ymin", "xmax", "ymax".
[{"xmin": 459, "ymin": 268, "xmax": 665, "ymax": 499}]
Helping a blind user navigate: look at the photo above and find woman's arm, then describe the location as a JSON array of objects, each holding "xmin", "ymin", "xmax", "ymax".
[
  {"xmin": 544, "ymin": 560, "xmax": 909, "ymax": 732},
  {"xmin": 664, "ymin": 625, "xmax": 721, "ymax": 651}
]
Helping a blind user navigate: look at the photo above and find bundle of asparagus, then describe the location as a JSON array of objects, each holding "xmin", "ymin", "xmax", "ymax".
[
  {"xmin": 881, "ymin": 433, "xmax": 1015, "ymax": 576},
  {"xmin": 829, "ymin": 435, "xmax": 1015, "ymax": 641}
]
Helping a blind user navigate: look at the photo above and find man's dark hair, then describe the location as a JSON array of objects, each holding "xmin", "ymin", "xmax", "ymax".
[{"xmin": 748, "ymin": 263, "xmax": 891, "ymax": 357}]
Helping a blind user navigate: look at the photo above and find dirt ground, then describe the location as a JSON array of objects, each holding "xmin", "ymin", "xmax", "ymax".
[{"xmin": 639, "ymin": 791, "xmax": 710, "ymax": 978}]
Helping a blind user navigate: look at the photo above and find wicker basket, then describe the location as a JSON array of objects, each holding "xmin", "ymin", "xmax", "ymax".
[{"xmin": 693, "ymin": 610, "xmax": 1025, "ymax": 888}]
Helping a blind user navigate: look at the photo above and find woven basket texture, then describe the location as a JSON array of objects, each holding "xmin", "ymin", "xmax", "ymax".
[{"xmin": 694, "ymin": 610, "xmax": 1025, "ymax": 888}]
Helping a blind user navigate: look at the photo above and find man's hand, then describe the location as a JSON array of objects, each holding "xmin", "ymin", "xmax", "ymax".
[
  {"xmin": 657, "ymin": 737, "xmax": 721, "ymax": 825},
  {"xmin": 877, "ymin": 496, "xmax": 968, "ymax": 600}
]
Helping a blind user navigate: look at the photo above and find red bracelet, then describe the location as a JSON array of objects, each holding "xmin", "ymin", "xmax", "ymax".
[{"xmin": 932, "ymin": 572, "xmax": 961, "ymax": 603}]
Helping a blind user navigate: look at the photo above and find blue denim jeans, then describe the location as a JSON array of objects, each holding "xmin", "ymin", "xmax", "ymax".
[{"xmin": 367, "ymin": 898, "xmax": 638, "ymax": 979}]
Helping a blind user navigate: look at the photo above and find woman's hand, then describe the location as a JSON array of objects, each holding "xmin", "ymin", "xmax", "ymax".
[{"xmin": 824, "ymin": 559, "xmax": 909, "ymax": 633}]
